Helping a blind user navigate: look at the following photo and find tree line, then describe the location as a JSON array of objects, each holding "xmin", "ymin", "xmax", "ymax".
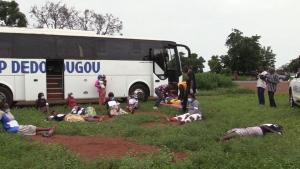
[
  {"xmin": 208, "ymin": 29, "xmax": 276, "ymax": 75},
  {"xmin": 0, "ymin": 0, "xmax": 122, "ymax": 35}
]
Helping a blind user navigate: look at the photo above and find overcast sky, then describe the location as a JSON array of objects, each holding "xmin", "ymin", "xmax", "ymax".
[{"xmin": 16, "ymin": 0, "xmax": 300, "ymax": 70}]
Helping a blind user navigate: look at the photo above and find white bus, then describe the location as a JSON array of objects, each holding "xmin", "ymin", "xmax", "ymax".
[{"xmin": 0, "ymin": 27, "xmax": 191, "ymax": 106}]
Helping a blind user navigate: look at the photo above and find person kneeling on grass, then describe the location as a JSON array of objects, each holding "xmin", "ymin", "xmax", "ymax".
[
  {"xmin": 106, "ymin": 92, "xmax": 128, "ymax": 117},
  {"xmin": 167, "ymin": 94, "xmax": 202, "ymax": 124},
  {"xmin": 221, "ymin": 123, "xmax": 283, "ymax": 141},
  {"xmin": 0, "ymin": 97, "xmax": 55, "ymax": 137}
]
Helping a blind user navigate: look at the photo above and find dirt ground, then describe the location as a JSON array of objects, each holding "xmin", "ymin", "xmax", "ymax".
[
  {"xmin": 235, "ymin": 81, "xmax": 289, "ymax": 93},
  {"xmin": 31, "ymin": 109, "xmax": 187, "ymax": 161}
]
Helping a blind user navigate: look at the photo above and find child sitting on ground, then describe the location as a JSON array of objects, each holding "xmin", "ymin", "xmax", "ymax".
[
  {"xmin": 35, "ymin": 92, "xmax": 49, "ymax": 114},
  {"xmin": 127, "ymin": 92, "xmax": 139, "ymax": 114},
  {"xmin": 221, "ymin": 123, "xmax": 283, "ymax": 141},
  {"xmin": 106, "ymin": 92, "xmax": 128, "ymax": 117},
  {"xmin": 167, "ymin": 93, "xmax": 202, "ymax": 124},
  {"xmin": 66, "ymin": 92, "xmax": 77, "ymax": 109}
]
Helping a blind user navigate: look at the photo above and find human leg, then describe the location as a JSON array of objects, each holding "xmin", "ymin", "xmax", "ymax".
[
  {"xmin": 100, "ymin": 89, "xmax": 106, "ymax": 105},
  {"xmin": 268, "ymin": 91, "xmax": 276, "ymax": 107},
  {"xmin": 221, "ymin": 131, "xmax": 239, "ymax": 142},
  {"xmin": 257, "ymin": 87, "xmax": 265, "ymax": 105},
  {"xmin": 154, "ymin": 89, "xmax": 163, "ymax": 107}
]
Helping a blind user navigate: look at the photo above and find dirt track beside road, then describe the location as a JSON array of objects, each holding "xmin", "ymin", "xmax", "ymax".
[{"xmin": 235, "ymin": 81, "xmax": 289, "ymax": 93}]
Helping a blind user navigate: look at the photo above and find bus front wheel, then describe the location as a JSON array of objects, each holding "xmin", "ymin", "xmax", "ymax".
[
  {"xmin": 129, "ymin": 84, "xmax": 149, "ymax": 102},
  {"xmin": 0, "ymin": 86, "xmax": 13, "ymax": 107}
]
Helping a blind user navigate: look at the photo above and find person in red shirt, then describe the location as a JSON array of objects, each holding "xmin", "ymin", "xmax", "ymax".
[
  {"xmin": 66, "ymin": 92, "xmax": 77, "ymax": 109},
  {"xmin": 95, "ymin": 75, "xmax": 107, "ymax": 105}
]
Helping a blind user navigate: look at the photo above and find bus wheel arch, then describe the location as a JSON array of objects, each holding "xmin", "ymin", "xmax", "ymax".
[
  {"xmin": 129, "ymin": 82, "xmax": 150, "ymax": 102},
  {"xmin": 0, "ymin": 84, "xmax": 13, "ymax": 107}
]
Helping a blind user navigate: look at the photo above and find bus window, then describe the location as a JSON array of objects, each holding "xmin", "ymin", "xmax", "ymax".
[
  {"xmin": 57, "ymin": 37, "xmax": 95, "ymax": 59},
  {"xmin": 0, "ymin": 34, "xmax": 12, "ymax": 58}
]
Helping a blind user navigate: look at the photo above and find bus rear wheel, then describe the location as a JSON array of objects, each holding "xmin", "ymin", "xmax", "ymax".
[
  {"xmin": 0, "ymin": 86, "xmax": 13, "ymax": 107},
  {"xmin": 129, "ymin": 84, "xmax": 149, "ymax": 102}
]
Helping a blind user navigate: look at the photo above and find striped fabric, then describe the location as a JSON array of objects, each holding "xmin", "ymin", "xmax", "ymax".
[{"xmin": 266, "ymin": 74, "xmax": 279, "ymax": 92}]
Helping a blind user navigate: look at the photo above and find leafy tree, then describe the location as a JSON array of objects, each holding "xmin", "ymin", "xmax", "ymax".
[
  {"xmin": 287, "ymin": 55, "xmax": 300, "ymax": 73},
  {"xmin": 208, "ymin": 55, "xmax": 222, "ymax": 73},
  {"xmin": 223, "ymin": 29, "xmax": 276, "ymax": 75},
  {"xmin": 30, "ymin": 1, "xmax": 123, "ymax": 35},
  {"xmin": 180, "ymin": 52, "xmax": 205, "ymax": 73},
  {"xmin": 0, "ymin": 0, "xmax": 27, "ymax": 27},
  {"xmin": 259, "ymin": 46, "xmax": 276, "ymax": 69}
]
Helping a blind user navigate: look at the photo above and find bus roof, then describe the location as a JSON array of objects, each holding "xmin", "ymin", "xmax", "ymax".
[{"xmin": 0, "ymin": 27, "xmax": 173, "ymax": 43}]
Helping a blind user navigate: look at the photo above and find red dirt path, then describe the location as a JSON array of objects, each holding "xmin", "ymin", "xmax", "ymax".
[
  {"xmin": 235, "ymin": 81, "xmax": 289, "ymax": 93},
  {"xmin": 31, "ymin": 135, "xmax": 187, "ymax": 161}
]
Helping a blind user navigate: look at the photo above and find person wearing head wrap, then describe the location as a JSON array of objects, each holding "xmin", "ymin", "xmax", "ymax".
[{"xmin": 95, "ymin": 74, "xmax": 107, "ymax": 105}]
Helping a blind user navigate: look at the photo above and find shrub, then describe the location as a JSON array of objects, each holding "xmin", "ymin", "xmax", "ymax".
[{"xmin": 195, "ymin": 73, "xmax": 234, "ymax": 90}]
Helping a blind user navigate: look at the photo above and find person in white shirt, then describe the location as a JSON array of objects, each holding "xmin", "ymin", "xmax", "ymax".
[{"xmin": 257, "ymin": 70, "xmax": 268, "ymax": 105}]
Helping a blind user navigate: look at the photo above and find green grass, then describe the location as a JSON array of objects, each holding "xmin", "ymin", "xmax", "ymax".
[{"xmin": 1, "ymin": 88, "xmax": 300, "ymax": 169}]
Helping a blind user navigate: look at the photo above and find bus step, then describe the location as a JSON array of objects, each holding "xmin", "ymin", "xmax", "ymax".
[
  {"xmin": 47, "ymin": 88, "xmax": 63, "ymax": 93},
  {"xmin": 47, "ymin": 93, "xmax": 64, "ymax": 100},
  {"xmin": 47, "ymin": 78, "xmax": 63, "ymax": 83},
  {"xmin": 47, "ymin": 83, "xmax": 62, "ymax": 88}
]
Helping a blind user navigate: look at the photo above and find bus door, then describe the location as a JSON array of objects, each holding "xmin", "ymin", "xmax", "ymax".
[
  {"xmin": 151, "ymin": 46, "xmax": 182, "ymax": 96},
  {"xmin": 24, "ymin": 59, "xmax": 47, "ymax": 101},
  {"xmin": 46, "ymin": 59, "xmax": 64, "ymax": 100},
  {"xmin": 151, "ymin": 48, "xmax": 169, "ymax": 95}
]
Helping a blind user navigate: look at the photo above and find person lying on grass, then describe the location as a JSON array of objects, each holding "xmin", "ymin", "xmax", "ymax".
[
  {"xmin": 167, "ymin": 93, "xmax": 202, "ymax": 124},
  {"xmin": 221, "ymin": 123, "xmax": 283, "ymax": 142},
  {"xmin": 47, "ymin": 107, "xmax": 103, "ymax": 122},
  {"xmin": 47, "ymin": 113, "xmax": 104, "ymax": 122},
  {"xmin": 0, "ymin": 98, "xmax": 55, "ymax": 137},
  {"xmin": 106, "ymin": 92, "xmax": 128, "ymax": 117}
]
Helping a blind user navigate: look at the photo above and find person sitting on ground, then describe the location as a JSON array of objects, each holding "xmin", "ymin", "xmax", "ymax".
[
  {"xmin": 167, "ymin": 93, "xmax": 202, "ymax": 124},
  {"xmin": 221, "ymin": 123, "xmax": 283, "ymax": 142},
  {"xmin": 0, "ymin": 97, "xmax": 55, "ymax": 137},
  {"xmin": 153, "ymin": 84, "xmax": 170, "ymax": 110},
  {"xmin": 35, "ymin": 92, "xmax": 49, "ymax": 114},
  {"xmin": 127, "ymin": 92, "xmax": 139, "ymax": 114},
  {"xmin": 106, "ymin": 92, "xmax": 128, "ymax": 117},
  {"xmin": 66, "ymin": 92, "xmax": 77, "ymax": 109}
]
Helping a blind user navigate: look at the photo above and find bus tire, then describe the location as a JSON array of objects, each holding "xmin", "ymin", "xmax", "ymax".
[
  {"xmin": 129, "ymin": 83, "xmax": 149, "ymax": 102},
  {"xmin": 0, "ymin": 86, "xmax": 13, "ymax": 107}
]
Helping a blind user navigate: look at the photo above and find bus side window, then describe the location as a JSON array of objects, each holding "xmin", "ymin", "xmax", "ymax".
[
  {"xmin": 96, "ymin": 40, "xmax": 106, "ymax": 58},
  {"xmin": 0, "ymin": 34, "xmax": 12, "ymax": 58}
]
